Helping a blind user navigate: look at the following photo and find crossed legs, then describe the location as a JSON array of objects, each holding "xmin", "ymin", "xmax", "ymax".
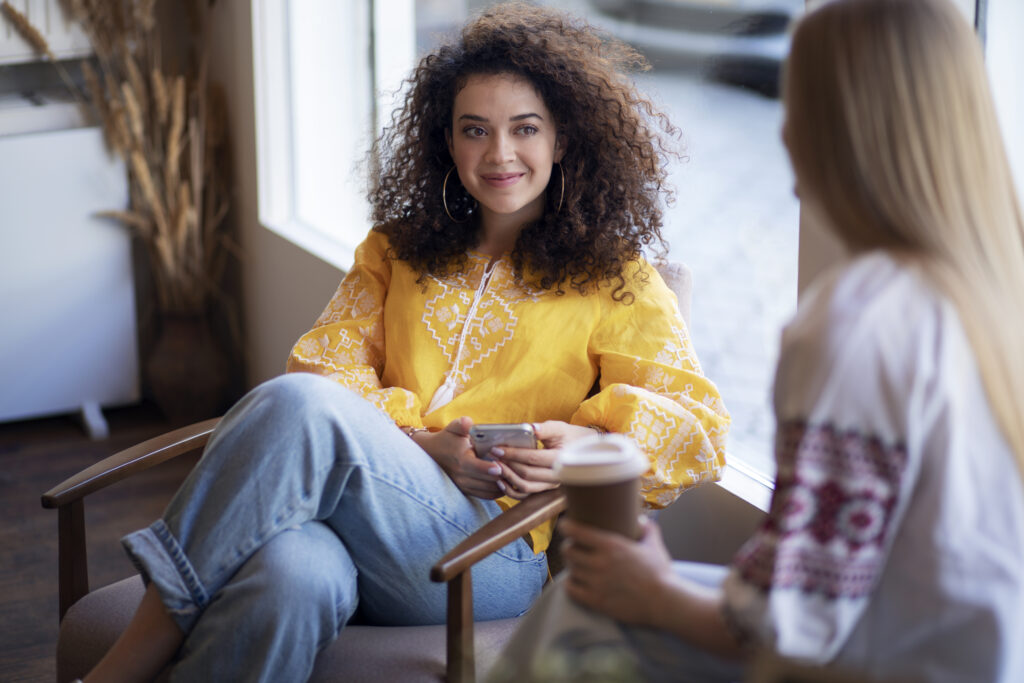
[{"xmin": 83, "ymin": 374, "xmax": 546, "ymax": 681}]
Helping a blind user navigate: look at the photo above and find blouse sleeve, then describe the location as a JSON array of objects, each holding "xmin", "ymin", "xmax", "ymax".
[
  {"xmin": 570, "ymin": 267, "xmax": 730, "ymax": 508},
  {"xmin": 721, "ymin": 272, "xmax": 915, "ymax": 663},
  {"xmin": 286, "ymin": 232, "xmax": 424, "ymax": 427}
]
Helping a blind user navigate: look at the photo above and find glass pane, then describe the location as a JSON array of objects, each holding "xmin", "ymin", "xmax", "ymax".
[
  {"xmin": 290, "ymin": 0, "xmax": 373, "ymax": 244},
  {"xmin": 415, "ymin": 0, "xmax": 803, "ymax": 477},
  {"xmin": 985, "ymin": 0, "xmax": 1024, "ymax": 199}
]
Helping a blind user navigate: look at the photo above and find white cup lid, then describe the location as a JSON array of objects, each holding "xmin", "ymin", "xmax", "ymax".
[{"xmin": 554, "ymin": 434, "xmax": 648, "ymax": 485}]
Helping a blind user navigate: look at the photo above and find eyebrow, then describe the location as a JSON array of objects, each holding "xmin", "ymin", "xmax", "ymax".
[{"xmin": 458, "ymin": 113, "xmax": 544, "ymax": 122}]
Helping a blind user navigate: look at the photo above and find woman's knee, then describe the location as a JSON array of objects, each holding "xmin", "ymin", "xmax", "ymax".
[
  {"xmin": 246, "ymin": 373, "xmax": 354, "ymax": 417},
  {"xmin": 216, "ymin": 373, "xmax": 370, "ymax": 450}
]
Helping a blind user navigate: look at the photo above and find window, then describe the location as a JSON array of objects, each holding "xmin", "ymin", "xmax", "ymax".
[
  {"xmin": 985, "ymin": 0, "xmax": 1024, "ymax": 197},
  {"xmin": 252, "ymin": 0, "xmax": 413, "ymax": 270}
]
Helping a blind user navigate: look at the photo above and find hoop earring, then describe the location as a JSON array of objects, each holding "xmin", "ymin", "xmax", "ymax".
[
  {"xmin": 555, "ymin": 162, "xmax": 565, "ymax": 214},
  {"xmin": 442, "ymin": 166, "xmax": 470, "ymax": 223}
]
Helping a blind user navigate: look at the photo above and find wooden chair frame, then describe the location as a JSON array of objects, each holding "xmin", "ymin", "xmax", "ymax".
[{"xmin": 41, "ymin": 418, "xmax": 566, "ymax": 683}]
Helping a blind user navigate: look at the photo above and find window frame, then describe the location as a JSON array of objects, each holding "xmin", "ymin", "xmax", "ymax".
[{"xmin": 251, "ymin": 0, "xmax": 414, "ymax": 271}]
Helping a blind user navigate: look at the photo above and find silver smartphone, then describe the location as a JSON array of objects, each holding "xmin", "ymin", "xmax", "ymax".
[{"xmin": 470, "ymin": 423, "xmax": 537, "ymax": 460}]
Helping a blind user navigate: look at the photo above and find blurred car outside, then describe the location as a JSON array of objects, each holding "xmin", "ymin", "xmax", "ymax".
[{"xmin": 585, "ymin": 0, "xmax": 804, "ymax": 97}]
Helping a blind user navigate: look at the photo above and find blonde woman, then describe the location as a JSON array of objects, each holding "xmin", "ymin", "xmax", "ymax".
[{"xmin": 493, "ymin": 0, "xmax": 1024, "ymax": 680}]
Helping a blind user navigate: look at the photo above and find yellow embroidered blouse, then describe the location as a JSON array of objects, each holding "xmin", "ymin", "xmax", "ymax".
[{"xmin": 287, "ymin": 230, "xmax": 729, "ymax": 552}]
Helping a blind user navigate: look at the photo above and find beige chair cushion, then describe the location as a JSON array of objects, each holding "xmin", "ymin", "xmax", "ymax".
[{"xmin": 57, "ymin": 576, "xmax": 519, "ymax": 683}]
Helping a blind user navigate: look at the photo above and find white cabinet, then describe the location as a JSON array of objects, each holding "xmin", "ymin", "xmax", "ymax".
[{"xmin": 0, "ymin": 116, "xmax": 139, "ymax": 435}]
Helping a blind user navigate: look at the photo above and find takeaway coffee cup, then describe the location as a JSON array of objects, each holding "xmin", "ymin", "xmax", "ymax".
[{"xmin": 554, "ymin": 434, "xmax": 648, "ymax": 539}]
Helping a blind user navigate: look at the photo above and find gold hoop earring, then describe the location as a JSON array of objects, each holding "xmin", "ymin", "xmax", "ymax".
[
  {"xmin": 555, "ymin": 162, "xmax": 565, "ymax": 213},
  {"xmin": 442, "ymin": 166, "xmax": 471, "ymax": 223}
]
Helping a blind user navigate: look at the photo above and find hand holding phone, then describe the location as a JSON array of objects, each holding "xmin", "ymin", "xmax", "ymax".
[{"xmin": 470, "ymin": 423, "xmax": 538, "ymax": 460}]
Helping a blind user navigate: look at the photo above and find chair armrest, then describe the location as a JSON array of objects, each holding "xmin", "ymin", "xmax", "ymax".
[
  {"xmin": 41, "ymin": 417, "xmax": 220, "ymax": 620},
  {"xmin": 41, "ymin": 418, "xmax": 220, "ymax": 509},
  {"xmin": 431, "ymin": 488, "xmax": 567, "ymax": 583},
  {"xmin": 431, "ymin": 488, "xmax": 567, "ymax": 683}
]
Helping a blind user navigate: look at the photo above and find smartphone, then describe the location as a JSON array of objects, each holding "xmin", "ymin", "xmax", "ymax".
[{"xmin": 470, "ymin": 423, "xmax": 537, "ymax": 460}]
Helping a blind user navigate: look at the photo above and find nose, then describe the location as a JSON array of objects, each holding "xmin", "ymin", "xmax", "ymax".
[{"xmin": 485, "ymin": 133, "xmax": 515, "ymax": 165}]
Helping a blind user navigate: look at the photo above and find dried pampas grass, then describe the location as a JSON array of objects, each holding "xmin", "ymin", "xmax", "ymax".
[
  {"xmin": 1, "ymin": 0, "xmax": 233, "ymax": 315},
  {"xmin": 2, "ymin": 1, "xmax": 84, "ymax": 101},
  {"xmin": 1, "ymin": 1, "xmax": 54, "ymax": 59}
]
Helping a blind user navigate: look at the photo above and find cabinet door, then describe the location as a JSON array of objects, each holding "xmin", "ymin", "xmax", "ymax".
[{"xmin": 0, "ymin": 124, "xmax": 139, "ymax": 422}]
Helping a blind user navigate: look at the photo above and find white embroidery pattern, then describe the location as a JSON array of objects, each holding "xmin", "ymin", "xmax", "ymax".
[
  {"xmin": 316, "ymin": 274, "xmax": 380, "ymax": 325},
  {"xmin": 701, "ymin": 393, "xmax": 728, "ymax": 415},
  {"xmin": 421, "ymin": 265, "xmax": 540, "ymax": 396},
  {"xmin": 633, "ymin": 319, "xmax": 700, "ymax": 391},
  {"xmin": 614, "ymin": 388, "xmax": 724, "ymax": 506},
  {"xmin": 291, "ymin": 273, "xmax": 386, "ymax": 375},
  {"xmin": 325, "ymin": 366, "xmax": 382, "ymax": 391}
]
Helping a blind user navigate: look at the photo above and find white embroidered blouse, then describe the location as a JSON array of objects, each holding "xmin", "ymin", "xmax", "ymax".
[{"xmin": 724, "ymin": 252, "xmax": 1024, "ymax": 682}]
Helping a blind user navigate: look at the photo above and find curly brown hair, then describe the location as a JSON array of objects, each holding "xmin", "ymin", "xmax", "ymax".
[{"xmin": 369, "ymin": 2, "xmax": 679, "ymax": 299}]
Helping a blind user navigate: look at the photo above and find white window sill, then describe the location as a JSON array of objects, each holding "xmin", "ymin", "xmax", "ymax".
[
  {"xmin": 716, "ymin": 457, "xmax": 774, "ymax": 513},
  {"xmin": 260, "ymin": 215, "xmax": 359, "ymax": 273}
]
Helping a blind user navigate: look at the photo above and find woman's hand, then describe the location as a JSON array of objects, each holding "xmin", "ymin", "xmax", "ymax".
[
  {"xmin": 413, "ymin": 417, "xmax": 503, "ymax": 499},
  {"xmin": 560, "ymin": 516, "xmax": 676, "ymax": 628},
  {"xmin": 491, "ymin": 420, "xmax": 599, "ymax": 499},
  {"xmin": 561, "ymin": 516, "xmax": 745, "ymax": 659}
]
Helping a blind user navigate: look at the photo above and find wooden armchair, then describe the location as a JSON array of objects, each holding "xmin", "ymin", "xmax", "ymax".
[
  {"xmin": 42, "ymin": 421, "xmax": 567, "ymax": 682},
  {"xmin": 42, "ymin": 261, "xmax": 692, "ymax": 682}
]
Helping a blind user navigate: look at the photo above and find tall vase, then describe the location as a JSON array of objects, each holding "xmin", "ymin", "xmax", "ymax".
[{"xmin": 146, "ymin": 313, "xmax": 229, "ymax": 424}]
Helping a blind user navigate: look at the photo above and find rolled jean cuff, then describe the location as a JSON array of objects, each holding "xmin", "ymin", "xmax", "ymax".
[{"xmin": 121, "ymin": 520, "xmax": 209, "ymax": 634}]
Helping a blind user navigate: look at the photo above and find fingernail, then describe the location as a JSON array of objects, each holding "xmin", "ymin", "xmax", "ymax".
[
  {"xmin": 491, "ymin": 448, "xmax": 504, "ymax": 457},
  {"xmin": 496, "ymin": 480, "xmax": 507, "ymax": 492},
  {"xmin": 488, "ymin": 465, "xmax": 501, "ymax": 475}
]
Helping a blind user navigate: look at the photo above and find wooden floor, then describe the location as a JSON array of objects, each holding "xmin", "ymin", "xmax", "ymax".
[{"xmin": 0, "ymin": 402, "xmax": 200, "ymax": 682}]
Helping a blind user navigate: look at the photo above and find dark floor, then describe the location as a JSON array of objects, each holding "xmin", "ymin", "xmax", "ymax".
[{"xmin": 0, "ymin": 402, "xmax": 200, "ymax": 682}]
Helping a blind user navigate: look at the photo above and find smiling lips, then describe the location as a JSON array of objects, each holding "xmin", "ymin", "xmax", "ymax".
[{"xmin": 482, "ymin": 172, "xmax": 525, "ymax": 188}]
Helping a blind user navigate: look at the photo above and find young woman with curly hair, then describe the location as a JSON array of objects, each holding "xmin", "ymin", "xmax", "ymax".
[
  {"xmin": 80, "ymin": 4, "xmax": 729, "ymax": 681},
  {"xmin": 371, "ymin": 2, "xmax": 675, "ymax": 298}
]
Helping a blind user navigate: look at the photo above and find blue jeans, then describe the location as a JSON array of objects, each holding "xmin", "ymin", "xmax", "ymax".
[{"xmin": 122, "ymin": 373, "xmax": 548, "ymax": 682}]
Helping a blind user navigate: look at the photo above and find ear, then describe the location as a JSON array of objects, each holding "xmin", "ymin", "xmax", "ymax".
[
  {"xmin": 554, "ymin": 135, "xmax": 566, "ymax": 164},
  {"xmin": 445, "ymin": 128, "xmax": 454, "ymax": 158}
]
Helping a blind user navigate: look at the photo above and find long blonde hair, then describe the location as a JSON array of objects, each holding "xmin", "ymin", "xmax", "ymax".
[{"xmin": 784, "ymin": 0, "xmax": 1024, "ymax": 472}]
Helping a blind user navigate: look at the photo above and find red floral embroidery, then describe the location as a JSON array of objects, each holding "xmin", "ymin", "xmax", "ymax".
[{"xmin": 733, "ymin": 421, "xmax": 907, "ymax": 599}]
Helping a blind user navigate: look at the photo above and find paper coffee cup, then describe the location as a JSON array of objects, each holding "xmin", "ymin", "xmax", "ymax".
[{"xmin": 555, "ymin": 434, "xmax": 648, "ymax": 539}]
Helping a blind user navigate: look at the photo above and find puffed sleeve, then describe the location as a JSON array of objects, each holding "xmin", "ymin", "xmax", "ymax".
[
  {"xmin": 722, "ymin": 419, "xmax": 909, "ymax": 662},
  {"xmin": 286, "ymin": 232, "xmax": 424, "ymax": 426},
  {"xmin": 721, "ymin": 264, "xmax": 916, "ymax": 662},
  {"xmin": 571, "ymin": 265, "xmax": 730, "ymax": 508}
]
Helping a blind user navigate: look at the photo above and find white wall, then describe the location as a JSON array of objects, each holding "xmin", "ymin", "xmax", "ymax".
[{"xmin": 206, "ymin": 1, "xmax": 345, "ymax": 387}]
